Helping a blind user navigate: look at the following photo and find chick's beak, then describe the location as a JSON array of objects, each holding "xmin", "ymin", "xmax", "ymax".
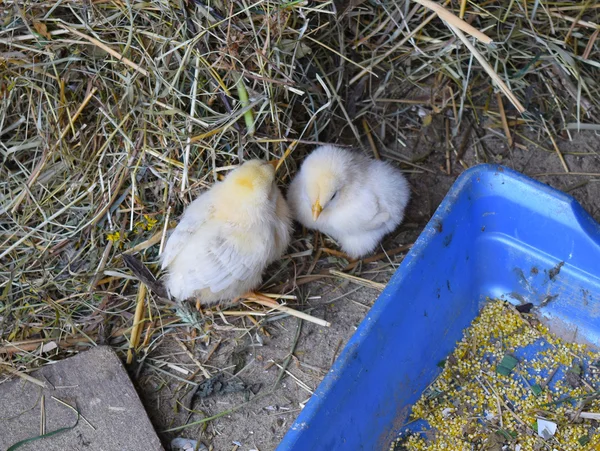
[
  {"xmin": 266, "ymin": 159, "xmax": 280, "ymax": 170},
  {"xmin": 311, "ymin": 200, "xmax": 323, "ymax": 221}
]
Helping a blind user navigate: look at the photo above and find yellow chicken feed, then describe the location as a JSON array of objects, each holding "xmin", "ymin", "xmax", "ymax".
[{"xmin": 391, "ymin": 300, "xmax": 600, "ymax": 451}]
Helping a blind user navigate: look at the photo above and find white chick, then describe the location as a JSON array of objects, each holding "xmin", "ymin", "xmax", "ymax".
[
  {"xmin": 161, "ymin": 160, "xmax": 292, "ymax": 305},
  {"xmin": 287, "ymin": 145, "xmax": 410, "ymax": 259}
]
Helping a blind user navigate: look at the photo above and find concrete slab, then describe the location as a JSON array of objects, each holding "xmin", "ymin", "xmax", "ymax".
[{"xmin": 0, "ymin": 346, "xmax": 164, "ymax": 451}]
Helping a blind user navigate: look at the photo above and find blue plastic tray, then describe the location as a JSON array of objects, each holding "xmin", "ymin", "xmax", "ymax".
[{"xmin": 278, "ymin": 164, "xmax": 600, "ymax": 450}]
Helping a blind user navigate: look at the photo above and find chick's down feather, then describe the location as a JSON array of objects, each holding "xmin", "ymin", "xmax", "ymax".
[
  {"xmin": 287, "ymin": 145, "xmax": 410, "ymax": 258},
  {"xmin": 161, "ymin": 160, "xmax": 292, "ymax": 305}
]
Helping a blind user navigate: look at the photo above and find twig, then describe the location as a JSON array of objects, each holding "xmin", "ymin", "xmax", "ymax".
[
  {"xmin": 329, "ymin": 270, "xmax": 386, "ymax": 290},
  {"xmin": 449, "ymin": 24, "xmax": 526, "ymax": 113},
  {"xmin": 362, "ymin": 119, "xmax": 380, "ymax": 159},
  {"xmin": 413, "ymin": 0, "xmax": 493, "ymax": 44},
  {"xmin": 127, "ymin": 283, "xmax": 147, "ymax": 364},
  {"xmin": 57, "ymin": 24, "xmax": 148, "ymax": 76},
  {"xmin": 246, "ymin": 294, "xmax": 331, "ymax": 327},
  {"xmin": 121, "ymin": 254, "xmax": 170, "ymax": 301},
  {"xmin": 496, "ymin": 92, "xmax": 513, "ymax": 147},
  {"xmin": 0, "ymin": 362, "xmax": 47, "ymax": 388}
]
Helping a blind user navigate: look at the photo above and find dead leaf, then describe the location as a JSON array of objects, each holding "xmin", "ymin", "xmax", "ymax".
[
  {"xmin": 483, "ymin": 431, "xmax": 505, "ymax": 451},
  {"xmin": 565, "ymin": 366, "xmax": 582, "ymax": 388},
  {"xmin": 33, "ymin": 22, "xmax": 52, "ymax": 40}
]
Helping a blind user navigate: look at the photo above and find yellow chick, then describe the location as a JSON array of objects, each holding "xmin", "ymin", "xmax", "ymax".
[
  {"xmin": 161, "ymin": 160, "xmax": 292, "ymax": 305},
  {"xmin": 287, "ymin": 145, "xmax": 410, "ymax": 259}
]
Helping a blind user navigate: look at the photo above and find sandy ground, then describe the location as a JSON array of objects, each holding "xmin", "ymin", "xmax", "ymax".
[{"xmin": 136, "ymin": 128, "xmax": 600, "ymax": 451}]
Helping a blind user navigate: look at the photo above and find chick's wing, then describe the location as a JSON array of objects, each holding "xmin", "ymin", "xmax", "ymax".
[
  {"xmin": 167, "ymin": 223, "xmax": 264, "ymax": 296},
  {"xmin": 160, "ymin": 194, "xmax": 211, "ymax": 269},
  {"xmin": 204, "ymin": 234, "xmax": 258, "ymax": 292},
  {"xmin": 336, "ymin": 188, "xmax": 383, "ymax": 232}
]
